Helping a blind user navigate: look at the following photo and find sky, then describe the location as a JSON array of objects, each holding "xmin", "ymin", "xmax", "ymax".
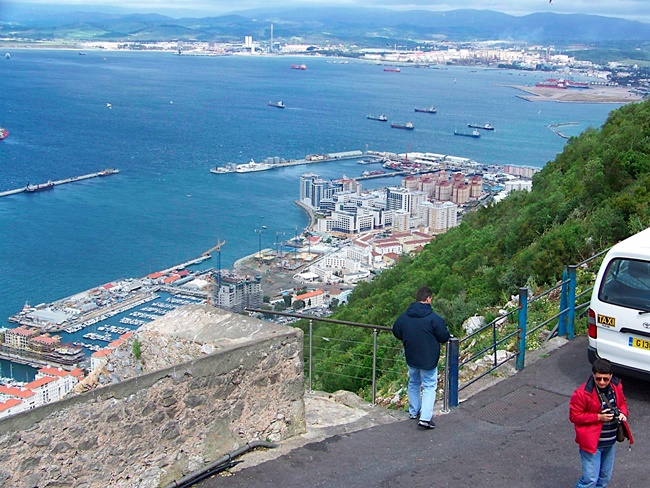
[{"xmin": 4, "ymin": 0, "xmax": 650, "ymax": 23}]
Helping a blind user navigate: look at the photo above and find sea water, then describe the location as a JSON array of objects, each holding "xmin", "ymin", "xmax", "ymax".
[{"xmin": 0, "ymin": 50, "xmax": 620, "ymax": 378}]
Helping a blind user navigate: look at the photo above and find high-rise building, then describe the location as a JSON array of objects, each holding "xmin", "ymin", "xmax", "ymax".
[{"xmin": 213, "ymin": 274, "xmax": 262, "ymax": 313}]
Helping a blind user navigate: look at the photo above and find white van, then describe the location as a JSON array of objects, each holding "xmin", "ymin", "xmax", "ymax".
[{"xmin": 588, "ymin": 227, "xmax": 650, "ymax": 378}]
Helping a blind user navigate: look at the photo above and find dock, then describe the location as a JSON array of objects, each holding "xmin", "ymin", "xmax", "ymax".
[
  {"xmin": 0, "ymin": 168, "xmax": 119, "ymax": 198},
  {"xmin": 211, "ymin": 151, "xmax": 363, "ymax": 174}
]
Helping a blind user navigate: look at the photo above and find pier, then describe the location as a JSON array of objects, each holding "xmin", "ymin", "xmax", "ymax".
[
  {"xmin": 0, "ymin": 168, "xmax": 119, "ymax": 198},
  {"xmin": 211, "ymin": 151, "xmax": 363, "ymax": 174}
]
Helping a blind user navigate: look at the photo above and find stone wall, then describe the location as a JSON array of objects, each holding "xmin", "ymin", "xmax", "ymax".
[{"xmin": 0, "ymin": 305, "xmax": 305, "ymax": 487}]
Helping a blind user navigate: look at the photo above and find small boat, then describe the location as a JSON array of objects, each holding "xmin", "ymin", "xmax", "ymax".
[
  {"xmin": 291, "ymin": 64, "xmax": 307, "ymax": 70},
  {"xmin": 367, "ymin": 114, "xmax": 388, "ymax": 122},
  {"xmin": 0, "ymin": 127, "xmax": 7, "ymax": 140},
  {"xmin": 468, "ymin": 123, "xmax": 494, "ymax": 130},
  {"xmin": 454, "ymin": 129, "xmax": 481, "ymax": 138},
  {"xmin": 384, "ymin": 68, "xmax": 401, "ymax": 72},
  {"xmin": 415, "ymin": 106, "xmax": 437, "ymax": 114},
  {"xmin": 391, "ymin": 122, "xmax": 414, "ymax": 130},
  {"xmin": 4, "ymin": 53, "xmax": 9, "ymax": 59},
  {"xmin": 268, "ymin": 101, "xmax": 286, "ymax": 109}
]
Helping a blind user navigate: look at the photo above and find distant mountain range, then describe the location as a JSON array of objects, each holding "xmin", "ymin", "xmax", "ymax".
[{"xmin": 2, "ymin": 4, "xmax": 650, "ymax": 45}]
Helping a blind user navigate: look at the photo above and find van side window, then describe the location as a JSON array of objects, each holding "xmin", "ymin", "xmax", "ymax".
[{"xmin": 599, "ymin": 259, "xmax": 650, "ymax": 309}]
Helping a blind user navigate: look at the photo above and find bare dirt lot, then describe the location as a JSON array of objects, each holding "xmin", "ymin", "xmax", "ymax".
[{"xmin": 505, "ymin": 84, "xmax": 643, "ymax": 104}]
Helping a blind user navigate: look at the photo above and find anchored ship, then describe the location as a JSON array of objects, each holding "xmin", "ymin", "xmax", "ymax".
[
  {"xmin": 384, "ymin": 68, "xmax": 401, "ymax": 72},
  {"xmin": 268, "ymin": 101, "xmax": 286, "ymax": 109},
  {"xmin": 468, "ymin": 123, "xmax": 494, "ymax": 130},
  {"xmin": 367, "ymin": 114, "xmax": 388, "ymax": 122},
  {"xmin": 25, "ymin": 181, "xmax": 55, "ymax": 192},
  {"xmin": 414, "ymin": 106, "xmax": 437, "ymax": 114},
  {"xmin": 391, "ymin": 122, "xmax": 414, "ymax": 130},
  {"xmin": 0, "ymin": 127, "xmax": 7, "ymax": 140},
  {"xmin": 454, "ymin": 129, "xmax": 481, "ymax": 138},
  {"xmin": 291, "ymin": 64, "xmax": 307, "ymax": 70}
]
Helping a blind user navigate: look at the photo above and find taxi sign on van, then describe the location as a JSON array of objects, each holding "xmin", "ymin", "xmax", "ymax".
[{"xmin": 597, "ymin": 314, "xmax": 616, "ymax": 327}]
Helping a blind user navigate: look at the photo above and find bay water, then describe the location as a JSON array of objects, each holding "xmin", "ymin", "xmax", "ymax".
[{"xmin": 0, "ymin": 50, "xmax": 620, "ymax": 379}]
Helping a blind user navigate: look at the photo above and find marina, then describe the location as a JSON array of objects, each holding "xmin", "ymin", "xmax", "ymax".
[{"xmin": 0, "ymin": 168, "xmax": 119, "ymax": 197}]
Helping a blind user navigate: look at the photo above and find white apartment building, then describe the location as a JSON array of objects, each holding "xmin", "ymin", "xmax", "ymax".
[
  {"xmin": 420, "ymin": 201, "xmax": 459, "ymax": 234},
  {"xmin": 505, "ymin": 180, "xmax": 533, "ymax": 192}
]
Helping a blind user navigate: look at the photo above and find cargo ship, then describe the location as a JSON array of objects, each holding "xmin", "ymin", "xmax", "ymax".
[
  {"xmin": 384, "ymin": 68, "xmax": 401, "ymax": 72},
  {"xmin": 0, "ymin": 127, "xmax": 7, "ymax": 140},
  {"xmin": 535, "ymin": 78, "xmax": 568, "ymax": 89},
  {"xmin": 268, "ymin": 101, "xmax": 286, "ymax": 109},
  {"xmin": 468, "ymin": 123, "xmax": 494, "ymax": 130},
  {"xmin": 565, "ymin": 80, "xmax": 590, "ymax": 89},
  {"xmin": 367, "ymin": 114, "xmax": 388, "ymax": 122},
  {"xmin": 291, "ymin": 64, "xmax": 307, "ymax": 70},
  {"xmin": 454, "ymin": 129, "xmax": 481, "ymax": 138},
  {"xmin": 391, "ymin": 122, "xmax": 414, "ymax": 130},
  {"xmin": 414, "ymin": 106, "xmax": 437, "ymax": 114},
  {"xmin": 25, "ymin": 180, "xmax": 55, "ymax": 192}
]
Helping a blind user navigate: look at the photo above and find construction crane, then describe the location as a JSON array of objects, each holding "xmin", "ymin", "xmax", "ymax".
[
  {"xmin": 204, "ymin": 273, "xmax": 218, "ymax": 307},
  {"xmin": 202, "ymin": 239, "xmax": 226, "ymax": 287}
]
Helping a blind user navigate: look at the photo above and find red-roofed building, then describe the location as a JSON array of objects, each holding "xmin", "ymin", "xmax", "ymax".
[
  {"xmin": 293, "ymin": 289, "xmax": 325, "ymax": 309},
  {"xmin": 164, "ymin": 275, "xmax": 180, "ymax": 284},
  {"xmin": 102, "ymin": 282, "xmax": 115, "ymax": 290},
  {"xmin": 0, "ymin": 398, "xmax": 23, "ymax": 417},
  {"xmin": 0, "ymin": 385, "xmax": 35, "ymax": 400},
  {"xmin": 91, "ymin": 348, "xmax": 114, "ymax": 372},
  {"xmin": 26, "ymin": 375, "xmax": 67, "ymax": 406},
  {"xmin": 31, "ymin": 334, "xmax": 61, "ymax": 353},
  {"xmin": 37, "ymin": 366, "xmax": 81, "ymax": 394},
  {"xmin": 147, "ymin": 271, "xmax": 165, "ymax": 280},
  {"xmin": 4, "ymin": 327, "xmax": 39, "ymax": 350}
]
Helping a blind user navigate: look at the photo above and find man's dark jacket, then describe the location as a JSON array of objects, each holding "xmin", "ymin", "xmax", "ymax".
[{"xmin": 393, "ymin": 302, "xmax": 451, "ymax": 370}]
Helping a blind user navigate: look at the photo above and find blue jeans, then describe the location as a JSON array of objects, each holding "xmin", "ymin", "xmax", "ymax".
[
  {"xmin": 407, "ymin": 366, "xmax": 438, "ymax": 422},
  {"xmin": 575, "ymin": 445, "xmax": 616, "ymax": 488}
]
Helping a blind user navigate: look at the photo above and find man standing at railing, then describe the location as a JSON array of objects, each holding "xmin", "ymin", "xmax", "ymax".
[{"xmin": 393, "ymin": 286, "xmax": 450, "ymax": 429}]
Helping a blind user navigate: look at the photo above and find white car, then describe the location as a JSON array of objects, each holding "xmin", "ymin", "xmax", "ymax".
[{"xmin": 588, "ymin": 227, "xmax": 650, "ymax": 379}]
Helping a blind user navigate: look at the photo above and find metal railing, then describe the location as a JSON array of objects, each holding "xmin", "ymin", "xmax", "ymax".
[{"xmin": 245, "ymin": 245, "xmax": 610, "ymax": 411}]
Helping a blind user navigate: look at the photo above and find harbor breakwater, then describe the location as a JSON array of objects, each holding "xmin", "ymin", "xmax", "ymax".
[{"xmin": 0, "ymin": 169, "xmax": 119, "ymax": 198}]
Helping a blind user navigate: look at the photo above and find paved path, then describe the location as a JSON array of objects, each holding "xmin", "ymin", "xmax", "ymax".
[{"xmin": 198, "ymin": 337, "xmax": 650, "ymax": 487}]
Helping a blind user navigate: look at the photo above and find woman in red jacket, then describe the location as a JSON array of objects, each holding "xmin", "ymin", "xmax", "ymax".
[{"xmin": 569, "ymin": 358, "xmax": 633, "ymax": 488}]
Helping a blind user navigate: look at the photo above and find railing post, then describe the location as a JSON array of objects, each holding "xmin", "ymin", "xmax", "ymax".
[
  {"xmin": 516, "ymin": 287, "xmax": 528, "ymax": 371},
  {"xmin": 558, "ymin": 267, "xmax": 568, "ymax": 337},
  {"xmin": 372, "ymin": 328, "xmax": 378, "ymax": 406},
  {"xmin": 308, "ymin": 319, "xmax": 313, "ymax": 393},
  {"xmin": 445, "ymin": 338, "xmax": 459, "ymax": 409},
  {"xmin": 567, "ymin": 265, "xmax": 577, "ymax": 340}
]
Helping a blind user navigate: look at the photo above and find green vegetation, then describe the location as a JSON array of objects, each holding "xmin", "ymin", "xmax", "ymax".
[
  {"xmin": 132, "ymin": 337, "xmax": 142, "ymax": 360},
  {"xmin": 302, "ymin": 98, "xmax": 650, "ymax": 398}
]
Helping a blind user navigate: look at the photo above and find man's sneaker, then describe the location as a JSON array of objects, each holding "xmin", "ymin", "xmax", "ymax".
[
  {"xmin": 409, "ymin": 413, "xmax": 419, "ymax": 420},
  {"xmin": 418, "ymin": 419, "xmax": 436, "ymax": 429}
]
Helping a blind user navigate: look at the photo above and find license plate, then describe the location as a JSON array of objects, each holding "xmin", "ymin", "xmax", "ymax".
[{"xmin": 630, "ymin": 337, "xmax": 650, "ymax": 350}]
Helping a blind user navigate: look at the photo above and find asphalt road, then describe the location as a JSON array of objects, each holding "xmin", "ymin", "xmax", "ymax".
[{"xmin": 197, "ymin": 336, "xmax": 650, "ymax": 488}]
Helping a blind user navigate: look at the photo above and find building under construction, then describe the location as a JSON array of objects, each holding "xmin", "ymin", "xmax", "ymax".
[{"xmin": 210, "ymin": 271, "xmax": 262, "ymax": 313}]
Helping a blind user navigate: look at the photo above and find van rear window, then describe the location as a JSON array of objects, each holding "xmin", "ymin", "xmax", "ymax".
[{"xmin": 599, "ymin": 259, "xmax": 650, "ymax": 309}]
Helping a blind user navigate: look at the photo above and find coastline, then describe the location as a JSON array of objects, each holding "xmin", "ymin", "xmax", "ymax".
[{"xmin": 294, "ymin": 200, "xmax": 317, "ymax": 230}]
